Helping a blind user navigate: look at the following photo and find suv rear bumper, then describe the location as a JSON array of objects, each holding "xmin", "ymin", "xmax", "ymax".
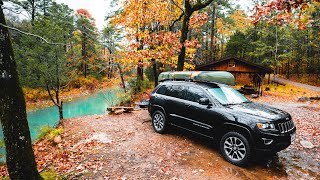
[{"xmin": 253, "ymin": 128, "xmax": 296, "ymax": 153}]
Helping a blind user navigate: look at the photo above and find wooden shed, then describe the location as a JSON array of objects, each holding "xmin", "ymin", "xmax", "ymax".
[{"xmin": 196, "ymin": 56, "xmax": 272, "ymax": 94}]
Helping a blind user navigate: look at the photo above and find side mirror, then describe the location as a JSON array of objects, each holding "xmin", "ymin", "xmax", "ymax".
[{"xmin": 198, "ymin": 98, "xmax": 211, "ymax": 105}]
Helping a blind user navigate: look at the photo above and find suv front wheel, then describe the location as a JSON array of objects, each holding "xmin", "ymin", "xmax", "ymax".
[
  {"xmin": 152, "ymin": 110, "xmax": 168, "ymax": 134},
  {"xmin": 220, "ymin": 132, "xmax": 251, "ymax": 166}
]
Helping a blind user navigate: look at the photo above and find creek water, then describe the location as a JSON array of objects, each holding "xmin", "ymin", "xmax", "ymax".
[{"xmin": 0, "ymin": 88, "xmax": 119, "ymax": 161}]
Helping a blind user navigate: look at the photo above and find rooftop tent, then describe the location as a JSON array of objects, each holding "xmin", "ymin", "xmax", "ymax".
[{"xmin": 158, "ymin": 71, "xmax": 235, "ymax": 86}]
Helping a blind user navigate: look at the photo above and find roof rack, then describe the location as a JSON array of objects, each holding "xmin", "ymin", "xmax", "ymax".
[{"xmin": 158, "ymin": 71, "xmax": 235, "ymax": 86}]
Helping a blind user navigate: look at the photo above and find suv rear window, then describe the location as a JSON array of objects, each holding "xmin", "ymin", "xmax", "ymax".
[
  {"xmin": 156, "ymin": 85, "xmax": 167, "ymax": 95},
  {"xmin": 165, "ymin": 85, "xmax": 186, "ymax": 99}
]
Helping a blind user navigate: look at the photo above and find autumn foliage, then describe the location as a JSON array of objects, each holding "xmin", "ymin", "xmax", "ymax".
[
  {"xmin": 111, "ymin": 0, "xmax": 210, "ymax": 70},
  {"xmin": 252, "ymin": 0, "xmax": 320, "ymax": 29}
]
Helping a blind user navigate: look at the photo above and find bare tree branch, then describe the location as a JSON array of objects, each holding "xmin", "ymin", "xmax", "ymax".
[
  {"xmin": 0, "ymin": 22, "xmax": 66, "ymax": 45},
  {"xmin": 169, "ymin": 12, "xmax": 184, "ymax": 31},
  {"xmin": 192, "ymin": 0, "xmax": 214, "ymax": 11},
  {"xmin": 2, "ymin": 6, "xmax": 30, "ymax": 19},
  {"xmin": 46, "ymin": 83, "xmax": 59, "ymax": 107},
  {"xmin": 170, "ymin": 0, "xmax": 185, "ymax": 13}
]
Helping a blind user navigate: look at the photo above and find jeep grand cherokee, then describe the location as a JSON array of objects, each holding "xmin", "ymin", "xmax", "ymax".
[{"xmin": 148, "ymin": 81, "xmax": 296, "ymax": 166}]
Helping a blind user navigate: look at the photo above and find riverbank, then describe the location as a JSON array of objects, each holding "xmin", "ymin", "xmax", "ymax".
[{"xmin": 25, "ymin": 77, "xmax": 122, "ymax": 111}]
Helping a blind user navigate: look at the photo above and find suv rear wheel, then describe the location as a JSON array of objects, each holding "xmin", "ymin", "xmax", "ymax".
[
  {"xmin": 220, "ymin": 132, "xmax": 251, "ymax": 166},
  {"xmin": 152, "ymin": 111, "xmax": 168, "ymax": 134}
]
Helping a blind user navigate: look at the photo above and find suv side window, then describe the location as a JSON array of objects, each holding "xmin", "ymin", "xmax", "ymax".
[
  {"xmin": 165, "ymin": 85, "xmax": 186, "ymax": 99},
  {"xmin": 186, "ymin": 86, "xmax": 209, "ymax": 102},
  {"xmin": 156, "ymin": 85, "xmax": 167, "ymax": 95}
]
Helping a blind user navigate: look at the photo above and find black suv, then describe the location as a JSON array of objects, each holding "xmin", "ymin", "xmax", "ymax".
[{"xmin": 148, "ymin": 81, "xmax": 296, "ymax": 166}]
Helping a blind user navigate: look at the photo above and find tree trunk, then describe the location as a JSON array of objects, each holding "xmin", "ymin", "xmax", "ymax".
[
  {"xmin": 31, "ymin": 0, "xmax": 35, "ymax": 25},
  {"xmin": 176, "ymin": 0, "xmax": 214, "ymax": 70},
  {"xmin": 117, "ymin": 64, "xmax": 126, "ymax": 93},
  {"xmin": 137, "ymin": 60, "xmax": 144, "ymax": 81},
  {"xmin": 46, "ymin": 84, "xmax": 63, "ymax": 120},
  {"xmin": 177, "ymin": 14, "xmax": 190, "ymax": 71},
  {"xmin": 0, "ymin": 3, "xmax": 41, "ymax": 179},
  {"xmin": 286, "ymin": 60, "xmax": 290, "ymax": 79},
  {"xmin": 58, "ymin": 102, "xmax": 63, "ymax": 120},
  {"xmin": 151, "ymin": 58, "xmax": 158, "ymax": 87},
  {"xmin": 81, "ymin": 27, "xmax": 87, "ymax": 78},
  {"xmin": 209, "ymin": 3, "xmax": 216, "ymax": 62}
]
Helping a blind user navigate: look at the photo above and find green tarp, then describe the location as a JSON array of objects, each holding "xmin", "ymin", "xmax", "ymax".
[{"xmin": 158, "ymin": 71, "xmax": 235, "ymax": 86}]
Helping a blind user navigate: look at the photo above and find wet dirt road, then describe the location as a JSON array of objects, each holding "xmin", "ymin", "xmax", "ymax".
[{"xmin": 57, "ymin": 101, "xmax": 319, "ymax": 179}]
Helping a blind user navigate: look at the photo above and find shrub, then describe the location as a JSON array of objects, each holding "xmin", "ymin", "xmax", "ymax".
[
  {"xmin": 70, "ymin": 76, "xmax": 99, "ymax": 90},
  {"xmin": 116, "ymin": 90, "xmax": 132, "ymax": 106},
  {"xmin": 128, "ymin": 77, "xmax": 151, "ymax": 95},
  {"xmin": 23, "ymin": 87, "xmax": 49, "ymax": 102},
  {"xmin": 145, "ymin": 67, "xmax": 155, "ymax": 82},
  {"xmin": 37, "ymin": 126, "xmax": 53, "ymax": 141}
]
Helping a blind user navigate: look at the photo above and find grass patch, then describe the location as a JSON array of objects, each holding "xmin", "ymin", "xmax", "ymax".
[
  {"xmin": 37, "ymin": 126, "xmax": 53, "ymax": 141},
  {"xmin": 263, "ymin": 83, "xmax": 316, "ymax": 97},
  {"xmin": 36, "ymin": 126, "xmax": 64, "ymax": 142},
  {"xmin": 41, "ymin": 170, "xmax": 62, "ymax": 180},
  {"xmin": 0, "ymin": 140, "xmax": 5, "ymax": 148}
]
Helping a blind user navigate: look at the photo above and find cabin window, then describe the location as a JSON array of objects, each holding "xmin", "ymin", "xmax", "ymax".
[{"xmin": 228, "ymin": 61, "xmax": 236, "ymax": 67}]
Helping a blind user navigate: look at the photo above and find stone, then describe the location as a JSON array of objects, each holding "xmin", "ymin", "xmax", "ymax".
[
  {"xmin": 300, "ymin": 140, "xmax": 314, "ymax": 149},
  {"xmin": 54, "ymin": 135, "xmax": 62, "ymax": 144}
]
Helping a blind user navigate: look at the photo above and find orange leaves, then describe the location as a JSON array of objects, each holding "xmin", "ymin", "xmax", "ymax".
[
  {"xmin": 76, "ymin": 8, "xmax": 96, "ymax": 27},
  {"xmin": 111, "ymin": 0, "xmax": 186, "ymax": 66},
  {"xmin": 76, "ymin": 9, "xmax": 93, "ymax": 19},
  {"xmin": 251, "ymin": 0, "xmax": 315, "ymax": 29},
  {"xmin": 184, "ymin": 39, "xmax": 200, "ymax": 49},
  {"xmin": 190, "ymin": 12, "xmax": 209, "ymax": 31},
  {"xmin": 112, "ymin": 0, "xmax": 177, "ymax": 29}
]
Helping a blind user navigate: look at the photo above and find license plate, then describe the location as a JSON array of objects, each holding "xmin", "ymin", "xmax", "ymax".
[{"xmin": 291, "ymin": 133, "xmax": 296, "ymax": 143}]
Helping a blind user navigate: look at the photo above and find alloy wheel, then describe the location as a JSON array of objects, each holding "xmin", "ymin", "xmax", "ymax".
[
  {"xmin": 153, "ymin": 113, "xmax": 164, "ymax": 131},
  {"xmin": 223, "ymin": 136, "xmax": 247, "ymax": 161}
]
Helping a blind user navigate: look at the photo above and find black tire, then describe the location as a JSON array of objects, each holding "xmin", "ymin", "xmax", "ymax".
[
  {"xmin": 220, "ymin": 132, "xmax": 251, "ymax": 166},
  {"xmin": 152, "ymin": 110, "xmax": 168, "ymax": 134}
]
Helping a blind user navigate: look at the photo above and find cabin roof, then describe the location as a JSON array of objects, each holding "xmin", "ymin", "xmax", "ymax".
[{"xmin": 196, "ymin": 56, "xmax": 273, "ymax": 73}]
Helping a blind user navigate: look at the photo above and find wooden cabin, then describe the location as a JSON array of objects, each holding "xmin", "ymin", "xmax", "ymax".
[{"xmin": 196, "ymin": 56, "xmax": 273, "ymax": 94}]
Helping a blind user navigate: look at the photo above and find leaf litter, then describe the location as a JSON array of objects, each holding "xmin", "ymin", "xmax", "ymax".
[{"xmin": 0, "ymin": 92, "xmax": 319, "ymax": 179}]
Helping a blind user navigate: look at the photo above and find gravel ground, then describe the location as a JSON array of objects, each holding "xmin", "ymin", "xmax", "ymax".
[
  {"xmin": 1, "ymin": 92, "xmax": 318, "ymax": 179},
  {"xmin": 26, "ymin": 97, "xmax": 319, "ymax": 179}
]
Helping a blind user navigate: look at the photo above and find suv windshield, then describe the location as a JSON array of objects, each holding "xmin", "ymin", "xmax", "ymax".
[{"xmin": 208, "ymin": 86, "xmax": 250, "ymax": 105}]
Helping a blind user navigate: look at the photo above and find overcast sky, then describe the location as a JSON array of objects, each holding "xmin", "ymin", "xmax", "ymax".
[
  {"xmin": 4, "ymin": 0, "xmax": 253, "ymax": 30},
  {"xmin": 55, "ymin": 0, "xmax": 113, "ymax": 30},
  {"xmin": 54, "ymin": 0, "xmax": 253, "ymax": 30}
]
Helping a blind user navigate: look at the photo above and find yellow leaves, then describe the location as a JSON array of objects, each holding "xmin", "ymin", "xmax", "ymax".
[
  {"xmin": 113, "ymin": 0, "xmax": 178, "ymax": 29},
  {"xmin": 186, "ymin": 48, "xmax": 196, "ymax": 59},
  {"xmin": 216, "ymin": 18, "xmax": 232, "ymax": 36},
  {"xmin": 229, "ymin": 10, "xmax": 252, "ymax": 33},
  {"xmin": 111, "ymin": 0, "xmax": 202, "ymax": 69},
  {"xmin": 23, "ymin": 87, "xmax": 49, "ymax": 102},
  {"xmin": 184, "ymin": 62, "xmax": 195, "ymax": 71}
]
